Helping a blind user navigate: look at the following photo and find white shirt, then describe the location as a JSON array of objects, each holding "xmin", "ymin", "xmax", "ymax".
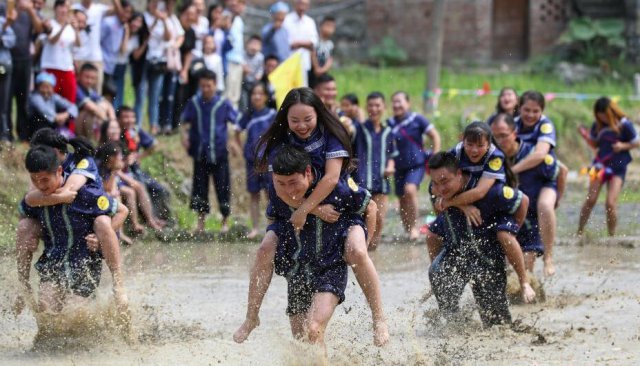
[
  {"xmin": 116, "ymin": 33, "xmax": 139, "ymax": 64},
  {"xmin": 72, "ymin": 2, "xmax": 109, "ymax": 61},
  {"xmin": 41, "ymin": 19, "xmax": 77, "ymax": 71},
  {"xmin": 283, "ymin": 12, "xmax": 318, "ymax": 71},
  {"xmin": 192, "ymin": 15, "xmax": 209, "ymax": 58},
  {"xmin": 203, "ymin": 53, "xmax": 224, "ymax": 91},
  {"xmin": 144, "ymin": 11, "xmax": 171, "ymax": 62}
]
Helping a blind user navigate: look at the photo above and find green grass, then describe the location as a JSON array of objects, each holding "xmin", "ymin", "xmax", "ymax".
[{"xmin": 333, "ymin": 65, "xmax": 640, "ymax": 168}]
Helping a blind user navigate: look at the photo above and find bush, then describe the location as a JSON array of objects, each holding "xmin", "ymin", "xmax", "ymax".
[
  {"xmin": 367, "ymin": 36, "xmax": 408, "ymax": 67},
  {"xmin": 557, "ymin": 17, "xmax": 626, "ymax": 66}
]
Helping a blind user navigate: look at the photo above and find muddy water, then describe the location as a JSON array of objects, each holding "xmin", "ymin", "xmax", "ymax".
[{"xmin": 1, "ymin": 213, "xmax": 640, "ymax": 364}]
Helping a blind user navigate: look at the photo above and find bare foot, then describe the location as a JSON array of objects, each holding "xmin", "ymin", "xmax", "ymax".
[
  {"xmin": 373, "ymin": 319, "xmax": 390, "ymax": 347},
  {"xmin": 409, "ymin": 228, "xmax": 420, "ymax": 241},
  {"xmin": 132, "ymin": 224, "xmax": 146, "ymax": 234},
  {"xmin": 221, "ymin": 224, "xmax": 230, "ymax": 234},
  {"xmin": 543, "ymin": 258, "xmax": 555, "ymax": 277},
  {"xmin": 120, "ymin": 233, "xmax": 134, "ymax": 246},
  {"xmin": 246, "ymin": 229, "xmax": 259, "ymax": 239},
  {"xmin": 233, "ymin": 317, "xmax": 260, "ymax": 343}
]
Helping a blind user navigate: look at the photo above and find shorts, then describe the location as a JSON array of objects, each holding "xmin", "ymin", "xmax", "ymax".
[
  {"xmin": 394, "ymin": 165, "xmax": 425, "ymax": 196},
  {"xmin": 517, "ymin": 214, "xmax": 544, "ymax": 256},
  {"xmin": 286, "ymin": 264, "xmax": 347, "ymax": 316},
  {"xmin": 610, "ymin": 164, "xmax": 628, "ymax": 182},
  {"xmin": 36, "ymin": 252, "xmax": 103, "ymax": 298},
  {"xmin": 246, "ymin": 161, "xmax": 270, "ymax": 193}
]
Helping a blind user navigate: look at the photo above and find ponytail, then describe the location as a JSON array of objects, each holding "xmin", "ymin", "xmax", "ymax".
[{"xmin": 68, "ymin": 137, "xmax": 96, "ymax": 163}]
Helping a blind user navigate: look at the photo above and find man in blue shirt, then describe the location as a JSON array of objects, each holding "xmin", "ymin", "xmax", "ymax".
[
  {"xmin": 427, "ymin": 152, "xmax": 535, "ymax": 326},
  {"xmin": 181, "ymin": 69, "xmax": 238, "ymax": 233},
  {"xmin": 261, "ymin": 1, "xmax": 290, "ymax": 63}
]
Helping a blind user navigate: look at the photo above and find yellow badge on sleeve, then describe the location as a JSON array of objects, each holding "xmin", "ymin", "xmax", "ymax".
[
  {"xmin": 540, "ymin": 123, "xmax": 553, "ymax": 134},
  {"xmin": 76, "ymin": 159, "xmax": 89, "ymax": 170},
  {"xmin": 347, "ymin": 177, "xmax": 359, "ymax": 192},
  {"xmin": 488, "ymin": 157, "xmax": 503, "ymax": 171},
  {"xmin": 97, "ymin": 196, "xmax": 110, "ymax": 211},
  {"xmin": 544, "ymin": 154, "xmax": 555, "ymax": 165},
  {"xmin": 503, "ymin": 186, "xmax": 515, "ymax": 199}
]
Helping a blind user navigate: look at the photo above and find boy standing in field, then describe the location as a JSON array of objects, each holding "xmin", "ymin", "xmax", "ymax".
[{"xmin": 180, "ymin": 69, "xmax": 239, "ymax": 233}]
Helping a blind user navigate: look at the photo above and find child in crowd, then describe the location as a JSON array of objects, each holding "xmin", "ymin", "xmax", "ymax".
[
  {"xmin": 309, "ymin": 16, "xmax": 335, "ymax": 88},
  {"xmin": 118, "ymin": 106, "xmax": 171, "ymax": 225},
  {"xmin": 239, "ymin": 35, "xmax": 264, "ymax": 113},
  {"xmin": 345, "ymin": 92, "xmax": 397, "ymax": 250},
  {"xmin": 234, "ymin": 82, "xmax": 276, "ymax": 239},
  {"xmin": 388, "ymin": 91, "xmax": 440, "ymax": 240},
  {"xmin": 28, "ymin": 72, "xmax": 78, "ymax": 139},
  {"xmin": 340, "ymin": 93, "xmax": 366, "ymax": 123},
  {"xmin": 181, "ymin": 70, "xmax": 238, "ymax": 233},
  {"xmin": 202, "ymin": 34, "xmax": 225, "ymax": 92},
  {"xmin": 75, "ymin": 63, "xmax": 115, "ymax": 140},
  {"xmin": 234, "ymin": 88, "xmax": 388, "ymax": 347},
  {"xmin": 491, "ymin": 113, "xmax": 567, "ymax": 273},
  {"xmin": 427, "ymin": 152, "xmax": 535, "ymax": 327},
  {"xmin": 577, "ymin": 97, "xmax": 640, "ymax": 237},
  {"xmin": 512, "ymin": 91, "xmax": 559, "ymax": 277},
  {"xmin": 16, "ymin": 144, "xmax": 129, "ymax": 315}
]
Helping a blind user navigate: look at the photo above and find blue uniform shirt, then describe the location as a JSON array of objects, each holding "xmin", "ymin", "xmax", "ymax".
[
  {"xmin": 513, "ymin": 139, "xmax": 559, "ymax": 207},
  {"xmin": 589, "ymin": 118, "xmax": 639, "ymax": 169},
  {"xmin": 267, "ymin": 172, "xmax": 370, "ymax": 280},
  {"xmin": 516, "ymin": 115, "xmax": 556, "ymax": 148},
  {"xmin": 430, "ymin": 182, "xmax": 523, "ymax": 261},
  {"xmin": 19, "ymin": 184, "xmax": 118, "ymax": 296},
  {"xmin": 451, "ymin": 142, "xmax": 506, "ymax": 187},
  {"xmin": 235, "ymin": 107, "xmax": 276, "ymax": 162},
  {"xmin": 352, "ymin": 120, "xmax": 398, "ymax": 194},
  {"xmin": 62, "ymin": 154, "xmax": 103, "ymax": 188},
  {"xmin": 388, "ymin": 112, "xmax": 434, "ymax": 170},
  {"xmin": 268, "ymin": 126, "xmax": 350, "ymax": 174},
  {"xmin": 181, "ymin": 93, "xmax": 238, "ymax": 163}
]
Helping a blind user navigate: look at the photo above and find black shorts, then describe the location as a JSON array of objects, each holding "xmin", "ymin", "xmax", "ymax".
[{"xmin": 286, "ymin": 264, "xmax": 348, "ymax": 316}]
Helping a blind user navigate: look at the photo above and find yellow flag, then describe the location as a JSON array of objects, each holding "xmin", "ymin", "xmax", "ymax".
[{"xmin": 268, "ymin": 52, "xmax": 304, "ymax": 108}]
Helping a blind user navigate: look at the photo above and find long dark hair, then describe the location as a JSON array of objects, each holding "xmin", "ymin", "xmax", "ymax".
[
  {"xmin": 30, "ymin": 128, "xmax": 96, "ymax": 164},
  {"xmin": 254, "ymin": 87, "xmax": 353, "ymax": 173},
  {"xmin": 463, "ymin": 121, "xmax": 518, "ymax": 188},
  {"xmin": 496, "ymin": 87, "xmax": 519, "ymax": 115}
]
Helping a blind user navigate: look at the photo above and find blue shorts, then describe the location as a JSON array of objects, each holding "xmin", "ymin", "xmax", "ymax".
[
  {"xmin": 35, "ymin": 247, "xmax": 103, "ymax": 298},
  {"xmin": 610, "ymin": 164, "xmax": 628, "ymax": 182},
  {"xmin": 286, "ymin": 265, "xmax": 347, "ymax": 316},
  {"xmin": 246, "ymin": 161, "xmax": 269, "ymax": 193},
  {"xmin": 517, "ymin": 213, "xmax": 544, "ymax": 256},
  {"xmin": 394, "ymin": 165, "xmax": 425, "ymax": 196}
]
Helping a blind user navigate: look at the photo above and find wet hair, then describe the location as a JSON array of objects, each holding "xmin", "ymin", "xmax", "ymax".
[
  {"xmin": 428, "ymin": 151, "xmax": 459, "ymax": 173},
  {"xmin": 26, "ymin": 145, "xmax": 60, "ymax": 173},
  {"xmin": 95, "ymin": 141, "xmax": 123, "ymax": 171},
  {"xmin": 519, "ymin": 90, "xmax": 545, "ymax": 111},
  {"xmin": 255, "ymin": 87, "xmax": 354, "ymax": 173},
  {"xmin": 367, "ymin": 91, "xmax": 385, "ymax": 102},
  {"xmin": 492, "ymin": 113, "xmax": 517, "ymax": 131},
  {"xmin": 341, "ymin": 93, "xmax": 359, "ymax": 105},
  {"xmin": 271, "ymin": 145, "xmax": 311, "ymax": 176},
  {"xmin": 199, "ymin": 69, "xmax": 217, "ymax": 82},
  {"xmin": 314, "ymin": 73, "xmax": 335, "ymax": 87},
  {"xmin": 116, "ymin": 105, "xmax": 136, "ymax": 119},
  {"xmin": 30, "ymin": 128, "xmax": 95, "ymax": 164},
  {"xmin": 392, "ymin": 91, "xmax": 410, "ymax": 102},
  {"xmin": 463, "ymin": 121, "xmax": 492, "ymax": 145},
  {"xmin": 496, "ymin": 87, "xmax": 519, "ymax": 115},
  {"xmin": 594, "ymin": 96, "xmax": 624, "ymax": 134},
  {"xmin": 80, "ymin": 62, "xmax": 99, "ymax": 74}
]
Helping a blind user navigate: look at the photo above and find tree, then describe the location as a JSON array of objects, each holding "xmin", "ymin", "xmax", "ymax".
[{"xmin": 424, "ymin": 0, "xmax": 446, "ymax": 114}]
